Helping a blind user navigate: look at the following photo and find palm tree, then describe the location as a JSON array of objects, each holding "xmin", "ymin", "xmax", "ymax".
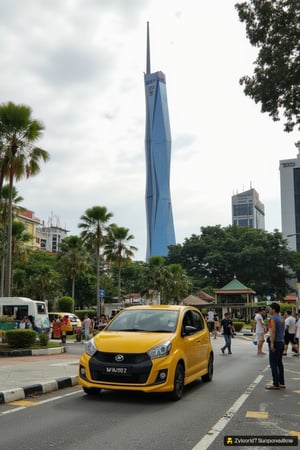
[
  {"xmin": 78, "ymin": 206, "xmax": 113, "ymax": 313},
  {"xmin": 141, "ymin": 256, "xmax": 170, "ymax": 304},
  {"xmin": 163, "ymin": 264, "xmax": 193, "ymax": 304},
  {"xmin": 57, "ymin": 235, "xmax": 90, "ymax": 307},
  {"xmin": 0, "ymin": 184, "xmax": 24, "ymax": 296},
  {"xmin": 0, "ymin": 101, "xmax": 50, "ymax": 295},
  {"xmin": 104, "ymin": 224, "xmax": 137, "ymax": 301}
]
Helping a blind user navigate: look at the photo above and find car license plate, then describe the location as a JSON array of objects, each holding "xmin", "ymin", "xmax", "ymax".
[{"xmin": 104, "ymin": 366, "xmax": 131, "ymax": 376}]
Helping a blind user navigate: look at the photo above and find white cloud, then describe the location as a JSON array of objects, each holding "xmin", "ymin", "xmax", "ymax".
[{"xmin": 0, "ymin": 0, "xmax": 298, "ymax": 260}]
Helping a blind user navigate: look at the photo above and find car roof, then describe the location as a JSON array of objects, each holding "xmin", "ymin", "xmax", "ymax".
[
  {"xmin": 49, "ymin": 312, "xmax": 78, "ymax": 317},
  {"xmin": 121, "ymin": 305, "xmax": 196, "ymax": 312}
]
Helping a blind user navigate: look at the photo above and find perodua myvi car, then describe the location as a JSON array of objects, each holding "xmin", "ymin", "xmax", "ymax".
[{"xmin": 79, "ymin": 305, "xmax": 214, "ymax": 400}]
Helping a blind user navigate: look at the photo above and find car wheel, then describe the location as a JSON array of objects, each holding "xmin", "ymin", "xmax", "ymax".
[
  {"xmin": 169, "ymin": 363, "xmax": 185, "ymax": 401},
  {"xmin": 83, "ymin": 387, "xmax": 102, "ymax": 396},
  {"xmin": 202, "ymin": 354, "xmax": 213, "ymax": 382}
]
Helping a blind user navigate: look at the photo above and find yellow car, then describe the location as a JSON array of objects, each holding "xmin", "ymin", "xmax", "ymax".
[
  {"xmin": 79, "ymin": 305, "xmax": 214, "ymax": 400},
  {"xmin": 49, "ymin": 312, "xmax": 82, "ymax": 336}
]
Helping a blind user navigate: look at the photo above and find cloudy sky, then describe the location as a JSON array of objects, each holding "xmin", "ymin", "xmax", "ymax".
[{"xmin": 0, "ymin": 0, "xmax": 298, "ymax": 261}]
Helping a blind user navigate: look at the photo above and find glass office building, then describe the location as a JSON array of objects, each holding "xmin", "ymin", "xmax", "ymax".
[
  {"xmin": 280, "ymin": 143, "xmax": 300, "ymax": 251},
  {"xmin": 232, "ymin": 188, "xmax": 265, "ymax": 230},
  {"xmin": 144, "ymin": 23, "xmax": 175, "ymax": 259}
]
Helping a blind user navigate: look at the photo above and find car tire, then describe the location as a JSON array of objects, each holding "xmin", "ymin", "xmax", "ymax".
[
  {"xmin": 169, "ymin": 363, "xmax": 185, "ymax": 401},
  {"xmin": 202, "ymin": 353, "xmax": 213, "ymax": 382},
  {"xmin": 83, "ymin": 387, "xmax": 102, "ymax": 396}
]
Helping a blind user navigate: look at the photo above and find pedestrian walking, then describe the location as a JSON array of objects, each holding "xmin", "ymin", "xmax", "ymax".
[
  {"xmin": 82, "ymin": 314, "xmax": 92, "ymax": 340},
  {"xmin": 295, "ymin": 316, "xmax": 300, "ymax": 357},
  {"xmin": 206, "ymin": 310, "xmax": 215, "ymax": 336},
  {"xmin": 254, "ymin": 307, "xmax": 266, "ymax": 355},
  {"xmin": 265, "ymin": 302, "xmax": 285, "ymax": 390},
  {"xmin": 283, "ymin": 310, "xmax": 298, "ymax": 355},
  {"xmin": 220, "ymin": 312, "xmax": 235, "ymax": 355}
]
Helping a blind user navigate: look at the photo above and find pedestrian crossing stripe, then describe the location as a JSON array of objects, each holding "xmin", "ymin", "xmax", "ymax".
[{"xmin": 9, "ymin": 400, "xmax": 38, "ymax": 407}]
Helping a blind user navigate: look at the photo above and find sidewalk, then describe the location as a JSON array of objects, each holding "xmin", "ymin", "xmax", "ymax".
[{"xmin": 0, "ymin": 342, "xmax": 83, "ymax": 403}]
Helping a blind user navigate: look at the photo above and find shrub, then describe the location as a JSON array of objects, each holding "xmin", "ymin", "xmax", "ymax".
[
  {"xmin": 58, "ymin": 296, "xmax": 74, "ymax": 312},
  {"xmin": 5, "ymin": 329, "xmax": 37, "ymax": 348},
  {"xmin": 0, "ymin": 330, "xmax": 7, "ymax": 343},
  {"xmin": 232, "ymin": 321, "xmax": 245, "ymax": 332},
  {"xmin": 38, "ymin": 332, "xmax": 49, "ymax": 347}
]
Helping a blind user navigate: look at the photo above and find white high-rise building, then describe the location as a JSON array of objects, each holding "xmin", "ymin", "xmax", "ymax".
[
  {"xmin": 36, "ymin": 214, "xmax": 69, "ymax": 253},
  {"xmin": 279, "ymin": 142, "xmax": 300, "ymax": 251},
  {"xmin": 232, "ymin": 188, "xmax": 265, "ymax": 230}
]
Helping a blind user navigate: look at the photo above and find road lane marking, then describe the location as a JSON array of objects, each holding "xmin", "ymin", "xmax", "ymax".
[
  {"xmin": 191, "ymin": 374, "xmax": 264, "ymax": 450},
  {"xmin": 0, "ymin": 389, "xmax": 82, "ymax": 416},
  {"xmin": 9, "ymin": 400, "xmax": 38, "ymax": 407},
  {"xmin": 245, "ymin": 411, "xmax": 268, "ymax": 419}
]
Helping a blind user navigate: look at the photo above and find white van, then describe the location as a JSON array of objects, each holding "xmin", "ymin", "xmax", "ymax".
[{"xmin": 0, "ymin": 297, "xmax": 50, "ymax": 333}]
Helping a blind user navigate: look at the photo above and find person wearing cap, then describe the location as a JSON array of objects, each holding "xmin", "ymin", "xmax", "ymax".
[
  {"xmin": 254, "ymin": 307, "xmax": 266, "ymax": 355},
  {"xmin": 265, "ymin": 302, "xmax": 285, "ymax": 390}
]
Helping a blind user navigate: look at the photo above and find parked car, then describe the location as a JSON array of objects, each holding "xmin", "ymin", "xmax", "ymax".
[
  {"xmin": 49, "ymin": 312, "xmax": 82, "ymax": 336},
  {"xmin": 79, "ymin": 305, "xmax": 214, "ymax": 400}
]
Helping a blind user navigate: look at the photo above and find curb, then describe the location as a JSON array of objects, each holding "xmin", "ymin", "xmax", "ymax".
[
  {"xmin": 0, "ymin": 346, "xmax": 66, "ymax": 357},
  {"xmin": 0, "ymin": 375, "xmax": 78, "ymax": 404}
]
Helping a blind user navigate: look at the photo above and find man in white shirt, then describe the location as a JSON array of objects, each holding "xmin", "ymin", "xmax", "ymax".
[
  {"xmin": 207, "ymin": 310, "xmax": 215, "ymax": 335},
  {"xmin": 283, "ymin": 310, "xmax": 297, "ymax": 355},
  {"xmin": 254, "ymin": 307, "xmax": 266, "ymax": 355}
]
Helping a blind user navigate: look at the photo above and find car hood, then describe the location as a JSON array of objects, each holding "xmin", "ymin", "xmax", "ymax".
[{"xmin": 93, "ymin": 331, "xmax": 174, "ymax": 353}]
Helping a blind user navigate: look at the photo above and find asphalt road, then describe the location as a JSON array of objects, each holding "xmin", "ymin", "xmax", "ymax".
[{"xmin": 0, "ymin": 337, "xmax": 299, "ymax": 450}]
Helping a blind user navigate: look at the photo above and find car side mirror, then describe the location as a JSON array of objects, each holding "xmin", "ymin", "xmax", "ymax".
[{"xmin": 183, "ymin": 325, "xmax": 197, "ymax": 336}]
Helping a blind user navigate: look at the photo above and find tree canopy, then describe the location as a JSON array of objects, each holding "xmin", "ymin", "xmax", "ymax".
[
  {"xmin": 0, "ymin": 101, "xmax": 49, "ymax": 295},
  {"xmin": 166, "ymin": 225, "xmax": 299, "ymax": 299},
  {"xmin": 235, "ymin": 0, "xmax": 300, "ymax": 132}
]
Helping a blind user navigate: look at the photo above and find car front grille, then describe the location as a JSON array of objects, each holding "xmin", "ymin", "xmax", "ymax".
[{"xmin": 89, "ymin": 351, "xmax": 152, "ymax": 384}]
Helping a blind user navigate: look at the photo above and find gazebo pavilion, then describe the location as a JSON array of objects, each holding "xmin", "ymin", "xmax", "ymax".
[{"xmin": 214, "ymin": 276, "xmax": 256, "ymax": 322}]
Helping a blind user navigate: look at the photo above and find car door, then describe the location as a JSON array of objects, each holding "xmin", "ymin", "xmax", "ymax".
[
  {"xmin": 181, "ymin": 310, "xmax": 207, "ymax": 378},
  {"xmin": 190, "ymin": 310, "xmax": 210, "ymax": 372}
]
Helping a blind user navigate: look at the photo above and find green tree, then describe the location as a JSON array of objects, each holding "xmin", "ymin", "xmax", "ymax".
[
  {"xmin": 118, "ymin": 261, "xmax": 147, "ymax": 295},
  {"xmin": 104, "ymin": 224, "xmax": 137, "ymax": 301},
  {"xmin": 57, "ymin": 296, "xmax": 74, "ymax": 313},
  {"xmin": 13, "ymin": 251, "xmax": 62, "ymax": 305},
  {"xmin": 11, "ymin": 220, "xmax": 32, "ymax": 262},
  {"xmin": 0, "ymin": 185, "xmax": 24, "ymax": 296},
  {"xmin": 78, "ymin": 206, "xmax": 113, "ymax": 314},
  {"xmin": 141, "ymin": 256, "xmax": 170, "ymax": 304},
  {"xmin": 0, "ymin": 102, "xmax": 50, "ymax": 295},
  {"xmin": 167, "ymin": 225, "xmax": 293, "ymax": 298},
  {"xmin": 235, "ymin": 0, "xmax": 300, "ymax": 132},
  {"xmin": 57, "ymin": 235, "xmax": 90, "ymax": 306},
  {"xmin": 163, "ymin": 264, "xmax": 193, "ymax": 305}
]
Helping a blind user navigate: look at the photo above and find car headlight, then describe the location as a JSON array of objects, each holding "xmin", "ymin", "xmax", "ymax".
[
  {"xmin": 85, "ymin": 338, "xmax": 97, "ymax": 356},
  {"xmin": 147, "ymin": 341, "xmax": 171, "ymax": 359}
]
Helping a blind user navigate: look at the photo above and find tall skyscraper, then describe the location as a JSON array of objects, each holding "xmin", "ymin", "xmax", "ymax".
[
  {"xmin": 232, "ymin": 188, "xmax": 265, "ymax": 230},
  {"xmin": 279, "ymin": 142, "xmax": 300, "ymax": 251},
  {"xmin": 144, "ymin": 22, "xmax": 175, "ymax": 260}
]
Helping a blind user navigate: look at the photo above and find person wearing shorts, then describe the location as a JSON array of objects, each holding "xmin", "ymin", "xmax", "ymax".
[
  {"xmin": 254, "ymin": 307, "xmax": 266, "ymax": 355},
  {"xmin": 283, "ymin": 310, "xmax": 297, "ymax": 355}
]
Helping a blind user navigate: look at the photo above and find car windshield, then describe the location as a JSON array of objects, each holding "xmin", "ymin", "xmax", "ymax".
[{"xmin": 106, "ymin": 309, "xmax": 179, "ymax": 333}]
